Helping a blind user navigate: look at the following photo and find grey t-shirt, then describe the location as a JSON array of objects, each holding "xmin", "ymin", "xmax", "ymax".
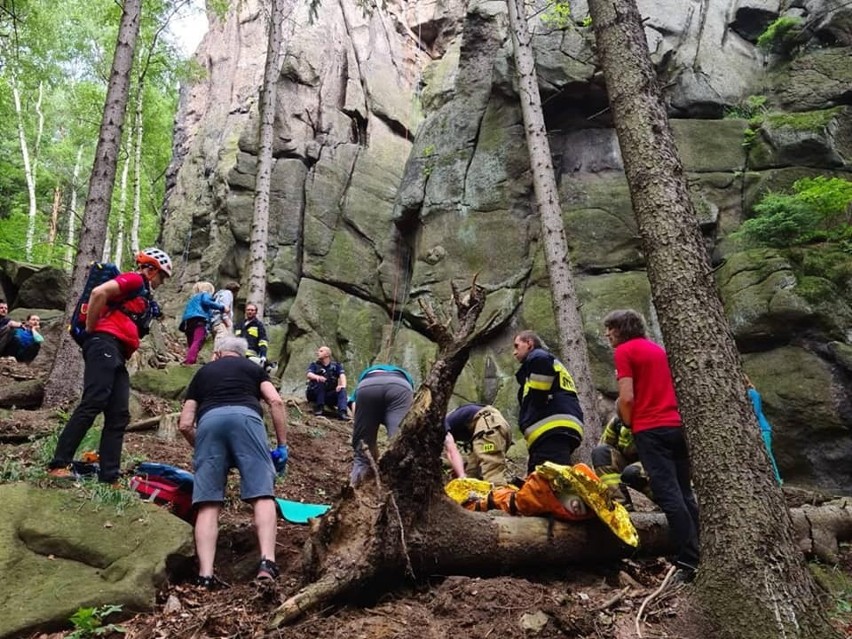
[{"xmin": 211, "ymin": 289, "xmax": 234, "ymax": 326}]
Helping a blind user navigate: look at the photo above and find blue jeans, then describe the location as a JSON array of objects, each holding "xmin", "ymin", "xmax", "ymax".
[{"xmin": 634, "ymin": 426, "xmax": 700, "ymax": 570}]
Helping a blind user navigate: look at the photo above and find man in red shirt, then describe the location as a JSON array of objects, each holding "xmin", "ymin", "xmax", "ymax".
[
  {"xmin": 48, "ymin": 248, "xmax": 172, "ymax": 484},
  {"xmin": 604, "ymin": 309, "xmax": 699, "ymax": 583}
]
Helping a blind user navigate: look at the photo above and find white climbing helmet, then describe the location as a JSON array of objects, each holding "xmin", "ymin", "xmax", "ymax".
[{"xmin": 137, "ymin": 247, "xmax": 173, "ymax": 277}]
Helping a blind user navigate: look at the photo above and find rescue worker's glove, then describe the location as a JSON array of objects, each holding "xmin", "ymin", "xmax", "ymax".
[{"xmin": 270, "ymin": 444, "xmax": 289, "ymax": 476}]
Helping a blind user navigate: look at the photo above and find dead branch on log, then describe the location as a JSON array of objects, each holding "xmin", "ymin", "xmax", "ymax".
[{"xmin": 126, "ymin": 412, "xmax": 180, "ymax": 432}]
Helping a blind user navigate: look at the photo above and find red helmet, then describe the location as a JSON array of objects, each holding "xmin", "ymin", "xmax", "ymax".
[{"xmin": 136, "ymin": 247, "xmax": 173, "ymax": 277}]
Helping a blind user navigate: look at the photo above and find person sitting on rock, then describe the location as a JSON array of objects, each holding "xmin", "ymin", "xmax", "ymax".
[
  {"xmin": 444, "ymin": 403, "xmax": 513, "ymax": 485},
  {"xmin": 306, "ymin": 346, "xmax": 349, "ymax": 419},
  {"xmin": 0, "ymin": 311, "xmax": 42, "ymax": 363},
  {"xmin": 590, "ymin": 413, "xmax": 652, "ymax": 511}
]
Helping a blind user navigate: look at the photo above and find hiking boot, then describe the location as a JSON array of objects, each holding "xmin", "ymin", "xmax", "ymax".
[
  {"xmin": 312, "ymin": 405, "xmax": 324, "ymax": 416},
  {"xmin": 193, "ymin": 574, "xmax": 228, "ymax": 591},
  {"xmin": 337, "ymin": 411, "xmax": 351, "ymax": 421},
  {"xmin": 256, "ymin": 557, "xmax": 280, "ymax": 582},
  {"xmin": 670, "ymin": 567, "xmax": 696, "ymax": 585},
  {"xmin": 47, "ymin": 466, "xmax": 76, "ymax": 480}
]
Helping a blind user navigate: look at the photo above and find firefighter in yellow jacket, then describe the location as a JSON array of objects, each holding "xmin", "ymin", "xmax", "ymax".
[
  {"xmin": 444, "ymin": 404, "xmax": 512, "ymax": 485},
  {"xmin": 590, "ymin": 414, "xmax": 652, "ymax": 511}
]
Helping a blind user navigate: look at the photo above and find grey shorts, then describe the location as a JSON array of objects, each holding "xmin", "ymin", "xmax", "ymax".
[{"xmin": 192, "ymin": 406, "xmax": 276, "ymax": 504}]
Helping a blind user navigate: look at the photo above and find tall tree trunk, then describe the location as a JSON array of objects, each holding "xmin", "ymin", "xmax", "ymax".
[
  {"xmin": 586, "ymin": 1, "xmax": 839, "ymax": 637},
  {"xmin": 12, "ymin": 80, "xmax": 38, "ymax": 262},
  {"xmin": 114, "ymin": 153, "xmax": 130, "ymax": 267},
  {"xmin": 48, "ymin": 186, "xmax": 61, "ymax": 260},
  {"xmin": 43, "ymin": 0, "xmax": 142, "ymax": 408},
  {"xmin": 505, "ymin": 0, "xmax": 602, "ymax": 451},
  {"xmin": 131, "ymin": 82, "xmax": 144, "ymax": 256},
  {"xmin": 65, "ymin": 146, "xmax": 84, "ymax": 272},
  {"xmin": 246, "ymin": 0, "xmax": 285, "ymax": 318}
]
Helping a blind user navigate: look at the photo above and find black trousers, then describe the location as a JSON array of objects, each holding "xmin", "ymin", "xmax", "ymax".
[
  {"xmin": 50, "ymin": 334, "xmax": 131, "ymax": 482},
  {"xmin": 634, "ymin": 426, "xmax": 700, "ymax": 570}
]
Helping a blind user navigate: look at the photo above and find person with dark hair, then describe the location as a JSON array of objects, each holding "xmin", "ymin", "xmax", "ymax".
[
  {"xmin": 444, "ymin": 403, "xmax": 512, "ymax": 485},
  {"xmin": 178, "ymin": 336, "xmax": 289, "ymax": 588},
  {"xmin": 0, "ymin": 301, "xmax": 23, "ymax": 358},
  {"xmin": 235, "ymin": 303, "xmax": 269, "ymax": 368},
  {"xmin": 47, "ymin": 248, "xmax": 172, "ymax": 484},
  {"xmin": 512, "ymin": 330, "xmax": 584, "ymax": 474},
  {"xmin": 603, "ymin": 308, "xmax": 699, "ymax": 584}
]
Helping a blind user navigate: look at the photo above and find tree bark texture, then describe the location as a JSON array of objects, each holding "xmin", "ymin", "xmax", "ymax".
[
  {"xmin": 43, "ymin": 0, "xmax": 142, "ymax": 408},
  {"xmin": 246, "ymin": 0, "xmax": 285, "ymax": 318},
  {"xmin": 505, "ymin": 0, "xmax": 602, "ymax": 451},
  {"xmin": 586, "ymin": 1, "xmax": 840, "ymax": 637}
]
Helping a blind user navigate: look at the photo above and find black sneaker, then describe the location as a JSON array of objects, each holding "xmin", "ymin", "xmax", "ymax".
[
  {"xmin": 193, "ymin": 574, "xmax": 227, "ymax": 590},
  {"xmin": 256, "ymin": 557, "xmax": 280, "ymax": 582},
  {"xmin": 337, "ymin": 412, "xmax": 351, "ymax": 421},
  {"xmin": 670, "ymin": 567, "xmax": 696, "ymax": 585}
]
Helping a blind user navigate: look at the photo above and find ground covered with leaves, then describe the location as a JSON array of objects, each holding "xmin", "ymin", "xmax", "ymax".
[{"xmin": 1, "ymin": 352, "xmax": 850, "ymax": 639}]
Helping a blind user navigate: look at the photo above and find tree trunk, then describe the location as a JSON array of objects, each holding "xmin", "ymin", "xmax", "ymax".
[
  {"xmin": 12, "ymin": 80, "xmax": 38, "ymax": 262},
  {"xmin": 131, "ymin": 82, "xmax": 143, "ymax": 256},
  {"xmin": 505, "ymin": 0, "xmax": 602, "ymax": 452},
  {"xmin": 65, "ymin": 146, "xmax": 84, "ymax": 272},
  {"xmin": 245, "ymin": 0, "xmax": 285, "ymax": 318},
  {"xmin": 42, "ymin": 0, "xmax": 142, "ymax": 408},
  {"xmin": 586, "ymin": 1, "xmax": 840, "ymax": 637},
  {"xmin": 114, "ymin": 152, "xmax": 130, "ymax": 267}
]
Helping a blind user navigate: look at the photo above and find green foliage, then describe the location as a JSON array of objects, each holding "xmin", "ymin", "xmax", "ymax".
[
  {"xmin": 541, "ymin": 1, "xmax": 572, "ymax": 29},
  {"xmin": 725, "ymin": 94, "xmax": 768, "ymax": 120},
  {"xmin": 208, "ymin": 0, "xmax": 230, "ymax": 19},
  {"xmin": 756, "ymin": 16, "xmax": 802, "ymax": 54},
  {"xmin": 68, "ymin": 604, "xmax": 126, "ymax": 639},
  {"xmin": 580, "ymin": 15, "xmax": 592, "ymax": 28},
  {"xmin": 737, "ymin": 177, "xmax": 852, "ymax": 248}
]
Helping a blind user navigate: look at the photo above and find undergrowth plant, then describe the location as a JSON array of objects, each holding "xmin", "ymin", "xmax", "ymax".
[
  {"xmin": 68, "ymin": 604, "xmax": 125, "ymax": 639},
  {"xmin": 737, "ymin": 177, "xmax": 852, "ymax": 248}
]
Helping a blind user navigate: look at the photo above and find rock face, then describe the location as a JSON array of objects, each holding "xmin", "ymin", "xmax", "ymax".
[
  {"xmin": 0, "ymin": 483, "xmax": 193, "ymax": 638},
  {"xmin": 161, "ymin": 0, "xmax": 852, "ymax": 491}
]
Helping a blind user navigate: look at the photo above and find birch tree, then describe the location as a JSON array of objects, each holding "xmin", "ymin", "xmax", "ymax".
[
  {"xmin": 44, "ymin": 0, "xmax": 143, "ymax": 408},
  {"xmin": 585, "ymin": 0, "xmax": 840, "ymax": 637},
  {"xmin": 11, "ymin": 78, "xmax": 40, "ymax": 261},
  {"xmin": 506, "ymin": 0, "xmax": 601, "ymax": 447},
  {"xmin": 246, "ymin": 0, "xmax": 285, "ymax": 318},
  {"xmin": 64, "ymin": 146, "xmax": 84, "ymax": 270}
]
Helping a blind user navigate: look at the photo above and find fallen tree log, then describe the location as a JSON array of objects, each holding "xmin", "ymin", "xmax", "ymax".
[
  {"xmin": 271, "ymin": 498, "xmax": 852, "ymax": 626},
  {"xmin": 125, "ymin": 412, "xmax": 181, "ymax": 433}
]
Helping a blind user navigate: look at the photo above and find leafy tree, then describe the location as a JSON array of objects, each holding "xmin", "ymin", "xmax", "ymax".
[
  {"xmin": 586, "ymin": 0, "xmax": 841, "ymax": 637},
  {"xmin": 739, "ymin": 177, "xmax": 852, "ymax": 248}
]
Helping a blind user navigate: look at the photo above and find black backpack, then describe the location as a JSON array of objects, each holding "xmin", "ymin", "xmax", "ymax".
[{"xmin": 69, "ymin": 262, "xmax": 153, "ymax": 346}]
